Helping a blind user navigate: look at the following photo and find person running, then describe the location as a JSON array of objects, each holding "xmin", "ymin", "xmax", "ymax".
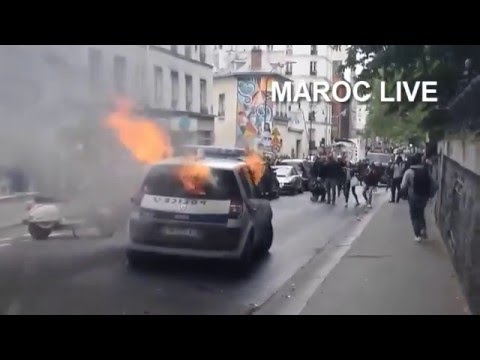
[
  {"xmin": 400, "ymin": 153, "xmax": 438, "ymax": 242},
  {"xmin": 362, "ymin": 163, "xmax": 378, "ymax": 208},
  {"xmin": 390, "ymin": 155, "xmax": 405, "ymax": 203},
  {"xmin": 343, "ymin": 161, "xmax": 360, "ymax": 208}
]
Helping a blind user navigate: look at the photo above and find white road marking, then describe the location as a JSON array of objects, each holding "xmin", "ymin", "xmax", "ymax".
[
  {"xmin": 0, "ymin": 237, "xmax": 13, "ymax": 242},
  {"xmin": 0, "ymin": 243, "xmax": 11, "ymax": 248}
]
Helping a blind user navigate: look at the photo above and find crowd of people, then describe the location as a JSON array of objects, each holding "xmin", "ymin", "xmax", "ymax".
[
  {"xmin": 307, "ymin": 151, "xmax": 438, "ymax": 242},
  {"xmin": 309, "ymin": 154, "xmax": 381, "ymax": 208}
]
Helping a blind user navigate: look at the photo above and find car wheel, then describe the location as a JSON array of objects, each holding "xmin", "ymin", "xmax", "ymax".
[
  {"xmin": 234, "ymin": 232, "xmax": 255, "ymax": 276},
  {"xmin": 126, "ymin": 249, "xmax": 149, "ymax": 270},
  {"xmin": 260, "ymin": 223, "xmax": 273, "ymax": 256},
  {"xmin": 28, "ymin": 223, "xmax": 52, "ymax": 240}
]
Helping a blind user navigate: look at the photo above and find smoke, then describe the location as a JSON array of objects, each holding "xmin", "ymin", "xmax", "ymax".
[{"xmin": 0, "ymin": 45, "xmax": 144, "ymax": 215}]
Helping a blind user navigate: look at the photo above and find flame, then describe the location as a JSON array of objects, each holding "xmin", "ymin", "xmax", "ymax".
[
  {"xmin": 176, "ymin": 158, "xmax": 212, "ymax": 195},
  {"xmin": 105, "ymin": 98, "xmax": 173, "ymax": 165},
  {"xmin": 244, "ymin": 149, "xmax": 265, "ymax": 185}
]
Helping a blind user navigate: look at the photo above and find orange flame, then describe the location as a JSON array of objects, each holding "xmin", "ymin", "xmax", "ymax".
[
  {"xmin": 105, "ymin": 98, "xmax": 173, "ymax": 165},
  {"xmin": 244, "ymin": 149, "xmax": 265, "ymax": 185},
  {"xmin": 176, "ymin": 158, "xmax": 212, "ymax": 195}
]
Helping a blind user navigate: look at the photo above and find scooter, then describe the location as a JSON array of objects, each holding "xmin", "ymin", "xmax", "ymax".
[{"xmin": 24, "ymin": 196, "xmax": 117, "ymax": 240}]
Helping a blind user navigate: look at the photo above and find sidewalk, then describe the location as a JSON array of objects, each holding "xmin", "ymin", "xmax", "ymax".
[
  {"xmin": 300, "ymin": 200, "xmax": 470, "ymax": 315},
  {"xmin": 0, "ymin": 193, "xmax": 34, "ymax": 230}
]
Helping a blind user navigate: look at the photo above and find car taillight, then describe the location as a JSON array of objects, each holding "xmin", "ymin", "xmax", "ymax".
[
  {"xmin": 229, "ymin": 199, "xmax": 244, "ymax": 219},
  {"xmin": 131, "ymin": 188, "xmax": 145, "ymax": 206}
]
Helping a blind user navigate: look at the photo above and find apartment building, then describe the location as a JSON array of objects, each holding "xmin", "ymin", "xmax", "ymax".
[{"xmin": 214, "ymin": 45, "xmax": 335, "ymax": 155}]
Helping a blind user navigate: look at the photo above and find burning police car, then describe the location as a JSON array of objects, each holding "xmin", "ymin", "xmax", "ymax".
[{"xmin": 126, "ymin": 156, "xmax": 274, "ymax": 273}]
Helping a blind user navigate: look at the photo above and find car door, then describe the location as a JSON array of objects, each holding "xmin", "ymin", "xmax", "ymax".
[{"xmin": 290, "ymin": 167, "xmax": 301, "ymax": 188}]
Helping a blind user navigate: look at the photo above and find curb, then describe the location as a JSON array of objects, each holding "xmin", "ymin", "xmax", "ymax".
[
  {"xmin": 0, "ymin": 222, "xmax": 24, "ymax": 231},
  {"xmin": 0, "ymin": 192, "xmax": 37, "ymax": 204}
]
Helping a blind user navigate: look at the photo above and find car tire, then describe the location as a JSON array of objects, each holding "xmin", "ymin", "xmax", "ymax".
[
  {"xmin": 260, "ymin": 223, "xmax": 273, "ymax": 256},
  {"xmin": 235, "ymin": 232, "xmax": 255, "ymax": 276},
  {"xmin": 126, "ymin": 249, "xmax": 148, "ymax": 270},
  {"xmin": 28, "ymin": 223, "xmax": 52, "ymax": 240}
]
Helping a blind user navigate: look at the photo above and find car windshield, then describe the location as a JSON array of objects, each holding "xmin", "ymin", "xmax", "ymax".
[
  {"xmin": 143, "ymin": 165, "xmax": 241, "ymax": 200},
  {"xmin": 273, "ymin": 166, "xmax": 292, "ymax": 177},
  {"xmin": 367, "ymin": 153, "xmax": 391, "ymax": 164}
]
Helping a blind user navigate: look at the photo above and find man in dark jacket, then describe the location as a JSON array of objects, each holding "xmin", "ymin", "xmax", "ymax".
[
  {"xmin": 362, "ymin": 163, "xmax": 379, "ymax": 208},
  {"xmin": 310, "ymin": 156, "xmax": 326, "ymax": 202},
  {"xmin": 401, "ymin": 153, "xmax": 438, "ymax": 242},
  {"xmin": 325, "ymin": 154, "xmax": 342, "ymax": 205}
]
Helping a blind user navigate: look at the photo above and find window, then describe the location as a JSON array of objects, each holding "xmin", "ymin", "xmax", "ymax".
[
  {"xmin": 171, "ymin": 71, "xmax": 179, "ymax": 109},
  {"xmin": 88, "ymin": 48, "xmax": 102, "ymax": 93},
  {"xmin": 113, "ymin": 55, "xmax": 127, "ymax": 94},
  {"xmin": 154, "ymin": 66, "xmax": 163, "ymax": 104},
  {"xmin": 311, "ymin": 45, "xmax": 318, "ymax": 55},
  {"xmin": 218, "ymin": 93, "xmax": 225, "ymax": 117},
  {"xmin": 200, "ymin": 45, "xmax": 206, "ymax": 63},
  {"xmin": 143, "ymin": 165, "xmax": 240, "ymax": 200},
  {"xmin": 219, "ymin": 45, "xmax": 223, "ymax": 50},
  {"xmin": 267, "ymin": 45, "xmax": 274, "ymax": 51},
  {"xmin": 200, "ymin": 79, "xmax": 207, "ymax": 113},
  {"xmin": 286, "ymin": 45, "xmax": 293, "ymax": 55},
  {"xmin": 171, "ymin": 45, "xmax": 178, "ymax": 54},
  {"xmin": 185, "ymin": 45, "xmax": 192, "ymax": 59},
  {"xmin": 285, "ymin": 62, "xmax": 293, "ymax": 75},
  {"xmin": 310, "ymin": 61, "xmax": 317, "ymax": 76},
  {"xmin": 197, "ymin": 130, "xmax": 213, "ymax": 145},
  {"xmin": 185, "ymin": 75, "xmax": 193, "ymax": 111}
]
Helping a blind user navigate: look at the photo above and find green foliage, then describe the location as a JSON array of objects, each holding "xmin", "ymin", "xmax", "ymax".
[
  {"xmin": 333, "ymin": 45, "xmax": 480, "ymax": 138},
  {"xmin": 365, "ymin": 79, "xmax": 428, "ymax": 143}
]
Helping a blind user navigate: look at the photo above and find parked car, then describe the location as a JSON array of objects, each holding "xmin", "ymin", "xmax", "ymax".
[
  {"xmin": 273, "ymin": 165, "xmax": 303, "ymax": 195},
  {"xmin": 277, "ymin": 159, "xmax": 312, "ymax": 191}
]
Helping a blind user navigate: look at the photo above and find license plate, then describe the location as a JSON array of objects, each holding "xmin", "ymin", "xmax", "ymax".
[{"xmin": 162, "ymin": 227, "xmax": 200, "ymax": 237}]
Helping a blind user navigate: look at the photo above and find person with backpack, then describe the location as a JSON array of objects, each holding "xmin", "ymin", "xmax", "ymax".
[{"xmin": 400, "ymin": 153, "xmax": 438, "ymax": 242}]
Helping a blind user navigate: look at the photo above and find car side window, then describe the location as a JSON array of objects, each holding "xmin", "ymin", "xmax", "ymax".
[
  {"xmin": 291, "ymin": 167, "xmax": 298, "ymax": 176},
  {"xmin": 239, "ymin": 169, "xmax": 255, "ymax": 198}
]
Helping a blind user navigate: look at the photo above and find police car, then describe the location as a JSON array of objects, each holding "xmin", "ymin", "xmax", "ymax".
[{"xmin": 126, "ymin": 156, "xmax": 274, "ymax": 272}]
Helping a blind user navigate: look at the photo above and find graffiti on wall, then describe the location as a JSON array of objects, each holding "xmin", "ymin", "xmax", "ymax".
[{"xmin": 236, "ymin": 76, "xmax": 277, "ymax": 151}]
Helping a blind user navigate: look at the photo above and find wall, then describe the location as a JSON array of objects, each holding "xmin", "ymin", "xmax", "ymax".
[
  {"xmin": 435, "ymin": 153, "xmax": 480, "ymax": 314},
  {"xmin": 213, "ymin": 77, "xmax": 238, "ymax": 147},
  {"xmin": 236, "ymin": 75, "xmax": 277, "ymax": 151}
]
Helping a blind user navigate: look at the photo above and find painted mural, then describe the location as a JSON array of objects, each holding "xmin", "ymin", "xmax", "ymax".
[{"xmin": 236, "ymin": 76, "xmax": 281, "ymax": 152}]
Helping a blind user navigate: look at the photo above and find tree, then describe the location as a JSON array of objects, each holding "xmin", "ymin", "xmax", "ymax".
[
  {"xmin": 365, "ymin": 78, "xmax": 428, "ymax": 144},
  {"xmin": 334, "ymin": 45, "xmax": 480, "ymax": 136}
]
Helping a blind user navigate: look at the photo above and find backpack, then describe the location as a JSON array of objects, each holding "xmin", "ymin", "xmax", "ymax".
[{"xmin": 412, "ymin": 167, "xmax": 431, "ymax": 197}]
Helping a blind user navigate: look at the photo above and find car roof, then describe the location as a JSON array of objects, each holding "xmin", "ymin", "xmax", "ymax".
[
  {"xmin": 280, "ymin": 159, "xmax": 304, "ymax": 163},
  {"xmin": 150, "ymin": 156, "xmax": 246, "ymax": 171}
]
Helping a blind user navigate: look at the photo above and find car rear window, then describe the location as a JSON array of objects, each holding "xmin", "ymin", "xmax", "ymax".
[{"xmin": 142, "ymin": 165, "xmax": 241, "ymax": 200}]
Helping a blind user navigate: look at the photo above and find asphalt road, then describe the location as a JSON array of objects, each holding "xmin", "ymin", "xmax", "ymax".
[{"xmin": 0, "ymin": 191, "xmax": 387, "ymax": 315}]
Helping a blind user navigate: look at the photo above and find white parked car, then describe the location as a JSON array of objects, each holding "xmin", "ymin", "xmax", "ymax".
[{"xmin": 273, "ymin": 165, "xmax": 304, "ymax": 195}]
